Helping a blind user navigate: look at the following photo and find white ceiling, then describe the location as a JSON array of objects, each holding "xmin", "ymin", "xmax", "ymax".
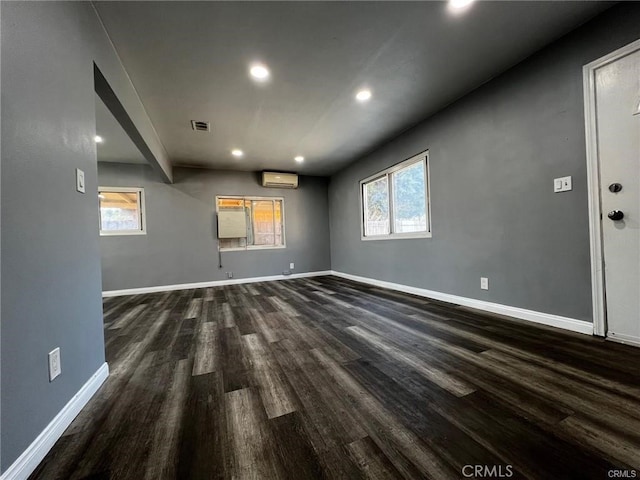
[
  {"xmin": 94, "ymin": 1, "xmax": 610, "ymax": 176},
  {"xmin": 95, "ymin": 94, "xmax": 148, "ymax": 164}
]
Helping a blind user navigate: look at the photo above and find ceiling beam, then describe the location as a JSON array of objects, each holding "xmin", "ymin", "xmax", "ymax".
[{"xmin": 94, "ymin": 64, "xmax": 172, "ymax": 184}]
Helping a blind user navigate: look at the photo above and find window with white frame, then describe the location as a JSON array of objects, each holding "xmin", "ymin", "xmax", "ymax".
[
  {"xmin": 216, "ymin": 196, "xmax": 285, "ymax": 251},
  {"xmin": 360, "ymin": 152, "xmax": 431, "ymax": 240},
  {"xmin": 99, "ymin": 187, "xmax": 146, "ymax": 235}
]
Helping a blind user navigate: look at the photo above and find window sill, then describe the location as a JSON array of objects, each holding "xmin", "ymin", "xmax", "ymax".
[
  {"xmin": 100, "ymin": 231, "xmax": 146, "ymax": 236},
  {"xmin": 361, "ymin": 232, "xmax": 431, "ymax": 241},
  {"xmin": 220, "ymin": 245, "xmax": 286, "ymax": 252}
]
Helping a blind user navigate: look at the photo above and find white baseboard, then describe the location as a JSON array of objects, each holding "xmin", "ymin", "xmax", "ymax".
[
  {"xmin": 330, "ymin": 271, "xmax": 594, "ymax": 336},
  {"xmin": 1, "ymin": 363, "xmax": 109, "ymax": 480},
  {"xmin": 607, "ymin": 333, "xmax": 640, "ymax": 347},
  {"xmin": 102, "ymin": 270, "xmax": 332, "ymax": 297}
]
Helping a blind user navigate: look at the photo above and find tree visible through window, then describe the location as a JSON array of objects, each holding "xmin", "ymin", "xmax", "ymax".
[
  {"xmin": 364, "ymin": 176, "xmax": 389, "ymax": 236},
  {"xmin": 393, "ymin": 160, "xmax": 427, "ymax": 233},
  {"xmin": 361, "ymin": 152, "xmax": 430, "ymax": 239}
]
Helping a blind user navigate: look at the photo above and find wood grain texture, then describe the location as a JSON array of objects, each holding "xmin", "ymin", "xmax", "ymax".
[
  {"xmin": 192, "ymin": 321, "xmax": 217, "ymax": 376},
  {"xmin": 225, "ymin": 387, "xmax": 283, "ymax": 479},
  {"xmin": 30, "ymin": 276, "xmax": 640, "ymax": 480}
]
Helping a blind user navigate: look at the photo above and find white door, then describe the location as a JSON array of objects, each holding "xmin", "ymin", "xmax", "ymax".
[{"xmin": 594, "ymin": 47, "xmax": 640, "ymax": 344}]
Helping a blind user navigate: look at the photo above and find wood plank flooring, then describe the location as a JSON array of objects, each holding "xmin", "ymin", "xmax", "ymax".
[{"xmin": 30, "ymin": 276, "xmax": 640, "ymax": 480}]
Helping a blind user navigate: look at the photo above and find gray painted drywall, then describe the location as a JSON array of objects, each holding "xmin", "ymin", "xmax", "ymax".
[
  {"xmin": 98, "ymin": 164, "xmax": 331, "ymax": 291},
  {"xmin": 329, "ymin": 3, "xmax": 640, "ymax": 323},
  {"xmin": 0, "ymin": 2, "xmax": 168, "ymax": 472}
]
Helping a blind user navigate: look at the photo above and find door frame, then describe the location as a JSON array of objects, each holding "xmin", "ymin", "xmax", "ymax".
[{"xmin": 583, "ymin": 38, "xmax": 640, "ymax": 338}]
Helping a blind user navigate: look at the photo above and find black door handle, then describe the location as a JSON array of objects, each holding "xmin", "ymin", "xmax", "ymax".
[{"xmin": 608, "ymin": 210, "xmax": 624, "ymax": 221}]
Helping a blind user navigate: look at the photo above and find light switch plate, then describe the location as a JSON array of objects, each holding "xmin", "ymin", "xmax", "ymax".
[
  {"xmin": 48, "ymin": 347, "xmax": 61, "ymax": 381},
  {"xmin": 76, "ymin": 168, "xmax": 86, "ymax": 194},
  {"xmin": 553, "ymin": 178, "xmax": 563, "ymax": 192},
  {"xmin": 554, "ymin": 176, "xmax": 572, "ymax": 193}
]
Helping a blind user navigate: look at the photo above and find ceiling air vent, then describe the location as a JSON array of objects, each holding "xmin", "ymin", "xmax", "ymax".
[{"xmin": 191, "ymin": 120, "xmax": 210, "ymax": 132}]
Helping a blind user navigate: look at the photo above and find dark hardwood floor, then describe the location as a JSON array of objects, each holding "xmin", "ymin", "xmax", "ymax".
[{"xmin": 30, "ymin": 276, "xmax": 640, "ymax": 479}]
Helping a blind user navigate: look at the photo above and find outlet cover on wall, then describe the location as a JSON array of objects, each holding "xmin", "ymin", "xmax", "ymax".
[
  {"xmin": 480, "ymin": 277, "xmax": 489, "ymax": 290},
  {"xmin": 289, "ymin": 263, "xmax": 295, "ymax": 270},
  {"xmin": 48, "ymin": 347, "xmax": 61, "ymax": 381},
  {"xmin": 226, "ymin": 272, "xmax": 233, "ymax": 279}
]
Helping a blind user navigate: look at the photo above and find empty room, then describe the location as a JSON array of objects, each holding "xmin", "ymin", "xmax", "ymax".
[{"xmin": 2, "ymin": 1, "xmax": 640, "ymax": 479}]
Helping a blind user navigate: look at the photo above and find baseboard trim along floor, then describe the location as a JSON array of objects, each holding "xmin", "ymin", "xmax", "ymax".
[
  {"xmin": 102, "ymin": 271, "xmax": 333, "ymax": 297},
  {"xmin": 330, "ymin": 270, "xmax": 594, "ymax": 336},
  {"xmin": 103, "ymin": 269, "xmax": 593, "ymax": 336},
  {"xmin": 606, "ymin": 333, "xmax": 640, "ymax": 348},
  {"xmin": 1, "ymin": 363, "xmax": 109, "ymax": 480}
]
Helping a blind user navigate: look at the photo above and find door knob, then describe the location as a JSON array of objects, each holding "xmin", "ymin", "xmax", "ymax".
[
  {"xmin": 609, "ymin": 183, "xmax": 623, "ymax": 193},
  {"xmin": 608, "ymin": 210, "xmax": 624, "ymax": 221}
]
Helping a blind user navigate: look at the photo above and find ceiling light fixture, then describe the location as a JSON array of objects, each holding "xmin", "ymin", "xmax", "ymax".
[
  {"xmin": 294, "ymin": 156, "xmax": 304, "ymax": 163},
  {"xmin": 249, "ymin": 64, "xmax": 270, "ymax": 81},
  {"xmin": 449, "ymin": 0, "xmax": 475, "ymax": 10},
  {"xmin": 94, "ymin": 135, "xmax": 104, "ymax": 143},
  {"xmin": 231, "ymin": 149, "xmax": 244, "ymax": 158},
  {"xmin": 356, "ymin": 89, "xmax": 372, "ymax": 102}
]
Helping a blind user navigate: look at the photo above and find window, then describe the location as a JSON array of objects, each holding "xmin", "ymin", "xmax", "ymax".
[
  {"xmin": 360, "ymin": 151, "xmax": 430, "ymax": 240},
  {"xmin": 99, "ymin": 187, "xmax": 146, "ymax": 235},
  {"xmin": 216, "ymin": 196, "xmax": 285, "ymax": 250}
]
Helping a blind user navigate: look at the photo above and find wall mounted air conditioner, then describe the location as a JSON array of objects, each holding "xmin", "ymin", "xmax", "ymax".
[{"xmin": 262, "ymin": 172, "xmax": 299, "ymax": 189}]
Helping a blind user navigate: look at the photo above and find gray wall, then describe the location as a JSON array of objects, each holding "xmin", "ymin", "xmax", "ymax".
[
  {"xmin": 0, "ymin": 2, "xmax": 168, "ymax": 472},
  {"xmin": 98, "ymin": 164, "xmax": 331, "ymax": 291},
  {"xmin": 329, "ymin": 3, "xmax": 640, "ymax": 323}
]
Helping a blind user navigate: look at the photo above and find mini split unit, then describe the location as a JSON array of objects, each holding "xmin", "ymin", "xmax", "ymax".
[{"xmin": 262, "ymin": 172, "xmax": 299, "ymax": 189}]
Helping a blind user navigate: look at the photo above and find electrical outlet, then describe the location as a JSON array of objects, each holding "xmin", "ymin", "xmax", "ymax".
[
  {"xmin": 480, "ymin": 277, "xmax": 489, "ymax": 290},
  {"xmin": 289, "ymin": 263, "xmax": 295, "ymax": 270},
  {"xmin": 226, "ymin": 272, "xmax": 233, "ymax": 279},
  {"xmin": 48, "ymin": 347, "xmax": 61, "ymax": 381}
]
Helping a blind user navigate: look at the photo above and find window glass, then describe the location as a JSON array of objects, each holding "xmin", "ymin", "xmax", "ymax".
[
  {"xmin": 364, "ymin": 176, "xmax": 390, "ymax": 236},
  {"xmin": 252, "ymin": 200, "xmax": 276, "ymax": 246},
  {"xmin": 360, "ymin": 152, "xmax": 430, "ymax": 239},
  {"xmin": 216, "ymin": 197, "xmax": 284, "ymax": 250},
  {"xmin": 99, "ymin": 188, "xmax": 145, "ymax": 235},
  {"xmin": 393, "ymin": 161, "xmax": 427, "ymax": 233}
]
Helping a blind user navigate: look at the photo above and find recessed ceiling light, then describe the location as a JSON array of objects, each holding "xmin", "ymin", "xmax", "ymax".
[
  {"xmin": 94, "ymin": 135, "xmax": 103, "ymax": 143},
  {"xmin": 449, "ymin": 0, "xmax": 474, "ymax": 10},
  {"xmin": 294, "ymin": 156, "xmax": 304, "ymax": 163},
  {"xmin": 356, "ymin": 89, "xmax": 372, "ymax": 102},
  {"xmin": 249, "ymin": 64, "xmax": 270, "ymax": 81},
  {"xmin": 231, "ymin": 149, "xmax": 244, "ymax": 158}
]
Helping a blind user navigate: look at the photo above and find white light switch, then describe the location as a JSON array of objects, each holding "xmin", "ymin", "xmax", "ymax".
[
  {"xmin": 49, "ymin": 347, "xmax": 61, "ymax": 381},
  {"xmin": 76, "ymin": 168, "xmax": 86, "ymax": 194},
  {"xmin": 554, "ymin": 176, "xmax": 572, "ymax": 193},
  {"xmin": 554, "ymin": 179, "xmax": 563, "ymax": 192}
]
